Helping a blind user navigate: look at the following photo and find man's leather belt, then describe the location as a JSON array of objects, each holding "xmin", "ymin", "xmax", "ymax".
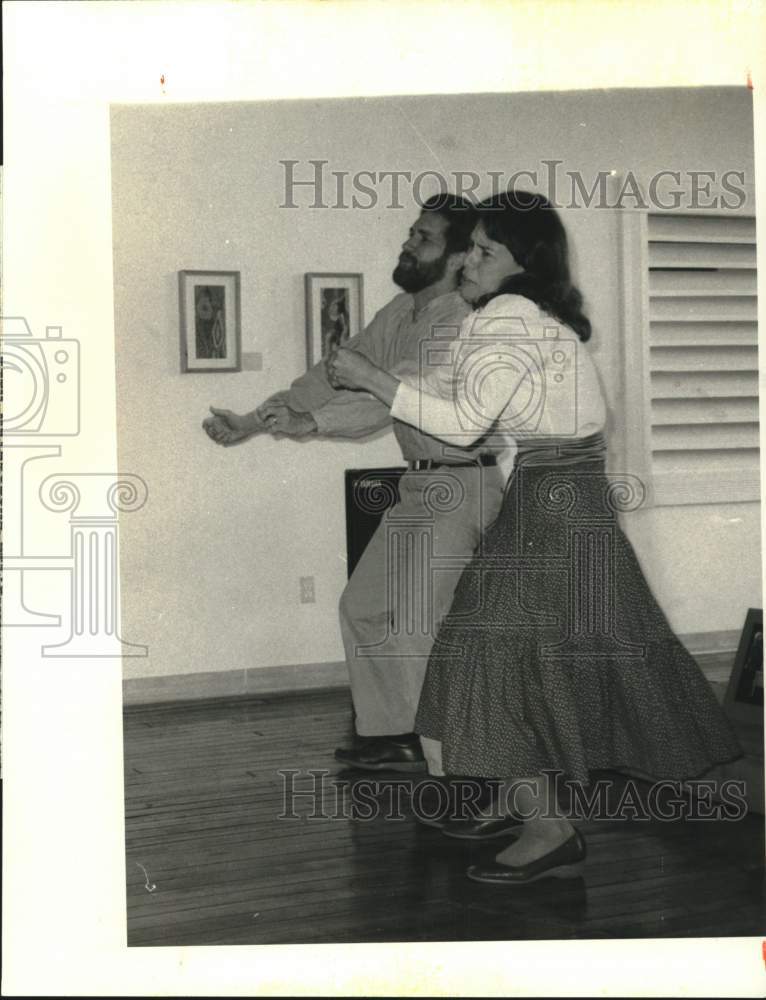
[{"xmin": 407, "ymin": 455, "xmax": 498, "ymax": 472}]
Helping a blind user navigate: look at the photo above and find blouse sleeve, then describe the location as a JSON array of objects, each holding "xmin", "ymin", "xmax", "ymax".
[{"xmin": 391, "ymin": 339, "xmax": 530, "ymax": 446}]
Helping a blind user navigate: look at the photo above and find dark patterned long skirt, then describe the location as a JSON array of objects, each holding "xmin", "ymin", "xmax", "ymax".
[{"xmin": 415, "ymin": 432, "xmax": 743, "ymax": 782}]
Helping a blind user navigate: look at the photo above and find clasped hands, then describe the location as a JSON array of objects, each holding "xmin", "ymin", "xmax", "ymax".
[
  {"xmin": 202, "ymin": 348, "xmax": 380, "ymax": 446},
  {"xmin": 325, "ymin": 346, "xmax": 379, "ymax": 391},
  {"xmin": 203, "ymin": 400, "xmax": 316, "ymax": 445}
]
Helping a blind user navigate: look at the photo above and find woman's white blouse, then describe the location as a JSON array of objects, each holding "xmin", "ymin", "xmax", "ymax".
[{"xmin": 390, "ymin": 294, "xmax": 607, "ymax": 446}]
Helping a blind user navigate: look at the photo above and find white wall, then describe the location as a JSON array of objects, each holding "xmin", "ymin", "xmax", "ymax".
[{"xmin": 111, "ymin": 87, "xmax": 760, "ymax": 681}]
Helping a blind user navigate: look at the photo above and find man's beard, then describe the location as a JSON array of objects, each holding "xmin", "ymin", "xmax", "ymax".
[{"xmin": 392, "ymin": 251, "xmax": 449, "ymax": 293}]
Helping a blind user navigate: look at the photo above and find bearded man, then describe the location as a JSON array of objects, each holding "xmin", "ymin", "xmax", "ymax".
[{"xmin": 206, "ymin": 194, "xmax": 506, "ymax": 771}]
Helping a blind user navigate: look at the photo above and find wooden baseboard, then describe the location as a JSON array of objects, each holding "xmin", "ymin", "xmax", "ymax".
[
  {"xmin": 695, "ymin": 652, "xmax": 736, "ymax": 686},
  {"xmin": 681, "ymin": 629, "xmax": 739, "ymax": 655},
  {"xmin": 123, "ymin": 660, "xmax": 348, "ymax": 706},
  {"xmin": 123, "ymin": 630, "xmax": 739, "ymax": 706}
]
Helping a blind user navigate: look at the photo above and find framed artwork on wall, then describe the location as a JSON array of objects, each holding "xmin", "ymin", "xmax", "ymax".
[
  {"xmin": 304, "ymin": 272, "xmax": 364, "ymax": 369},
  {"xmin": 179, "ymin": 270, "xmax": 241, "ymax": 373}
]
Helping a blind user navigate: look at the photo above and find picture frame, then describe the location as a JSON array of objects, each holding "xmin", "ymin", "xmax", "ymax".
[
  {"xmin": 304, "ymin": 272, "xmax": 364, "ymax": 369},
  {"xmin": 723, "ymin": 607, "xmax": 764, "ymax": 725},
  {"xmin": 179, "ymin": 270, "xmax": 241, "ymax": 373}
]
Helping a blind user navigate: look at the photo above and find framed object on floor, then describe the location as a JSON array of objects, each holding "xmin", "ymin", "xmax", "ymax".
[
  {"xmin": 305, "ymin": 272, "xmax": 363, "ymax": 369},
  {"xmin": 179, "ymin": 270, "xmax": 241, "ymax": 373},
  {"xmin": 724, "ymin": 607, "xmax": 764, "ymax": 725}
]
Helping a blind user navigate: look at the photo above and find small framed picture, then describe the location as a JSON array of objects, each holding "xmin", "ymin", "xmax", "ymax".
[
  {"xmin": 304, "ymin": 272, "xmax": 364, "ymax": 369},
  {"xmin": 179, "ymin": 270, "xmax": 241, "ymax": 372},
  {"xmin": 724, "ymin": 607, "xmax": 764, "ymax": 725}
]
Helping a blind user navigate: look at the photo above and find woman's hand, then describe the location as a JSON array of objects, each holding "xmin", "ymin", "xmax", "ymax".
[
  {"xmin": 326, "ymin": 347, "xmax": 401, "ymax": 407},
  {"xmin": 326, "ymin": 347, "xmax": 380, "ymax": 391}
]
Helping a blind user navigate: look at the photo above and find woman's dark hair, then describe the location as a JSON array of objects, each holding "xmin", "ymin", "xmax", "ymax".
[{"xmin": 475, "ymin": 191, "xmax": 592, "ymax": 342}]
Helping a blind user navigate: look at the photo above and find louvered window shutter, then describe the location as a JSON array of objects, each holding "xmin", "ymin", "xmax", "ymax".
[{"xmin": 620, "ymin": 208, "xmax": 759, "ymax": 505}]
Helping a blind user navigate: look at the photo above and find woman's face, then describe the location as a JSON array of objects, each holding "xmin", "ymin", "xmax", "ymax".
[{"xmin": 460, "ymin": 222, "xmax": 524, "ymax": 303}]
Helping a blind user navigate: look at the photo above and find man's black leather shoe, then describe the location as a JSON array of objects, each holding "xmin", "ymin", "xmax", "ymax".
[
  {"xmin": 334, "ymin": 734, "xmax": 427, "ymax": 772},
  {"xmin": 466, "ymin": 828, "xmax": 587, "ymax": 885}
]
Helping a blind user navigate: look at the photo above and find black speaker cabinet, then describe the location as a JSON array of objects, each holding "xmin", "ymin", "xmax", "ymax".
[{"xmin": 344, "ymin": 467, "xmax": 406, "ymax": 578}]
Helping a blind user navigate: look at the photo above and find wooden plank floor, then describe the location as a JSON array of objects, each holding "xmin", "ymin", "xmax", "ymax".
[{"xmin": 124, "ymin": 688, "xmax": 766, "ymax": 946}]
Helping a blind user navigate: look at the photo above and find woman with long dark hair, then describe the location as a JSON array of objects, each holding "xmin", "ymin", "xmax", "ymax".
[{"xmin": 328, "ymin": 192, "xmax": 742, "ymax": 885}]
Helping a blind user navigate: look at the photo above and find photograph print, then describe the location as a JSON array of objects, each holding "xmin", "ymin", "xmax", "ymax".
[
  {"xmin": 7, "ymin": 3, "xmax": 766, "ymax": 998},
  {"xmin": 111, "ymin": 85, "xmax": 763, "ymax": 952}
]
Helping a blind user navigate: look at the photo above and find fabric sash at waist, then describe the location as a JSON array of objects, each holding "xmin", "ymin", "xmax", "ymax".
[{"xmin": 513, "ymin": 431, "xmax": 606, "ymax": 467}]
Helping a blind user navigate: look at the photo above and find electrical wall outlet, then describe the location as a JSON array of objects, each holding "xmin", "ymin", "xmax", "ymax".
[{"xmin": 300, "ymin": 576, "xmax": 316, "ymax": 604}]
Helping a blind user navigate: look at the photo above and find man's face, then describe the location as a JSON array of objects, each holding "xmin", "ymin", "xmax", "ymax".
[{"xmin": 392, "ymin": 212, "xmax": 452, "ymax": 293}]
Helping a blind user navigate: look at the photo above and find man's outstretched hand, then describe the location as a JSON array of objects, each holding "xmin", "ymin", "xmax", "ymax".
[{"xmin": 203, "ymin": 407, "xmax": 263, "ymax": 447}]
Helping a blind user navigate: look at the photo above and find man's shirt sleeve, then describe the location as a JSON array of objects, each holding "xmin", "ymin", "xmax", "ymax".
[
  {"xmin": 312, "ymin": 391, "xmax": 393, "ymax": 438},
  {"xmin": 285, "ymin": 296, "xmax": 404, "ymax": 430}
]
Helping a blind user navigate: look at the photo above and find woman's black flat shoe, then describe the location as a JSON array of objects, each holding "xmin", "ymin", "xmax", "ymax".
[
  {"xmin": 442, "ymin": 815, "xmax": 522, "ymax": 840},
  {"xmin": 411, "ymin": 779, "xmax": 497, "ymax": 829},
  {"xmin": 466, "ymin": 828, "xmax": 586, "ymax": 885}
]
